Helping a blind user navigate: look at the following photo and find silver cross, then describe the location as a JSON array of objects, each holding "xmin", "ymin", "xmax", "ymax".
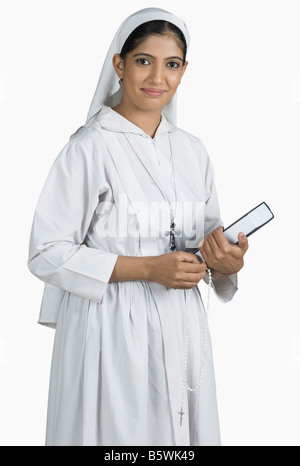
[
  {"xmin": 164, "ymin": 223, "xmax": 181, "ymax": 251},
  {"xmin": 178, "ymin": 407, "xmax": 185, "ymax": 426}
]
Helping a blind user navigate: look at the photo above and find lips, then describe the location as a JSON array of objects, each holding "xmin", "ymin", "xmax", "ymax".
[{"xmin": 141, "ymin": 88, "xmax": 166, "ymax": 97}]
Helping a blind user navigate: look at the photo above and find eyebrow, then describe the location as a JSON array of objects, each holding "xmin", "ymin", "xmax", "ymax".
[{"xmin": 133, "ymin": 53, "xmax": 184, "ymax": 63}]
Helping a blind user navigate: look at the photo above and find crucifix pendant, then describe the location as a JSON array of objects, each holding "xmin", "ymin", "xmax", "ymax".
[
  {"xmin": 165, "ymin": 222, "xmax": 181, "ymax": 251},
  {"xmin": 178, "ymin": 407, "xmax": 185, "ymax": 426}
]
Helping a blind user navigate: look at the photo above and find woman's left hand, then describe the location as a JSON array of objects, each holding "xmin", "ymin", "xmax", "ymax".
[{"xmin": 200, "ymin": 226, "xmax": 249, "ymax": 275}]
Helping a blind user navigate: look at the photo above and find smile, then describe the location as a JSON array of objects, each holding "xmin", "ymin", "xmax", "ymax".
[{"xmin": 141, "ymin": 88, "xmax": 166, "ymax": 97}]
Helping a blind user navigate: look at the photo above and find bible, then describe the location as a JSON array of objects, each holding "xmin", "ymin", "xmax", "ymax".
[{"xmin": 185, "ymin": 202, "xmax": 274, "ymax": 254}]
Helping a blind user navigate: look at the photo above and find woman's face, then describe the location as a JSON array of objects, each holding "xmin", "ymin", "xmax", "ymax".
[{"xmin": 113, "ymin": 34, "xmax": 188, "ymax": 112}]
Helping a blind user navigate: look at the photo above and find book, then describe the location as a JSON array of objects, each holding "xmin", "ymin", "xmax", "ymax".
[{"xmin": 185, "ymin": 202, "xmax": 274, "ymax": 253}]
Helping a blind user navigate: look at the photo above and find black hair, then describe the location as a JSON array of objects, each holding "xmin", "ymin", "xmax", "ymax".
[{"xmin": 120, "ymin": 20, "xmax": 187, "ymax": 64}]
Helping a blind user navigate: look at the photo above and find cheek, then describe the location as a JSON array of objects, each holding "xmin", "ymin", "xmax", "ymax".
[
  {"xmin": 126, "ymin": 67, "xmax": 148, "ymax": 87},
  {"xmin": 166, "ymin": 72, "xmax": 183, "ymax": 88}
]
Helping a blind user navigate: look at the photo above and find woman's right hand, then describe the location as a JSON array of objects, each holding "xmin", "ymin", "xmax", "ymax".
[{"xmin": 147, "ymin": 251, "xmax": 207, "ymax": 289}]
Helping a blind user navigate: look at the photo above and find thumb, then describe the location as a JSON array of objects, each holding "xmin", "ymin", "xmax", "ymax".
[{"xmin": 238, "ymin": 232, "xmax": 248, "ymax": 252}]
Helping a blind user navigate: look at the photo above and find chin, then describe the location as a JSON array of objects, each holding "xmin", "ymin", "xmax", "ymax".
[{"xmin": 136, "ymin": 93, "xmax": 171, "ymax": 111}]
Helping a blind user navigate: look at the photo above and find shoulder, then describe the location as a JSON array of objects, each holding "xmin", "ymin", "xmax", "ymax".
[
  {"xmin": 170, "ymin": 125, "xmax": 210, "ymax": 162},
  {"xmin": 54, "ymin": 121, "xmax": 108, "ymax": 166},
  {"xmin": 68, "ymin": 121, "xmax": 107, "ymax": 151}
]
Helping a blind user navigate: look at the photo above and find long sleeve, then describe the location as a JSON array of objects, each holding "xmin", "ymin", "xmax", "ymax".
[
  {"xmin": 202, "ymin": 145, "xmax": 238, "ymax": 303},
  {"xmin": 27, "ymin": 134, "xmax": 118, "ymax": 304}
]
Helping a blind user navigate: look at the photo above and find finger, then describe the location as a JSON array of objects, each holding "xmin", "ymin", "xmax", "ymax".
[
  {"xmin": 237, "ymin": 232, "xmax": 249, "ymax": 252},
  {"xmin": 186, "ymin": 272, "xmax": 206, "ymax": 281},
  {"xmin": 179, "ymin": 252, "xmax": 202, "ymax": 264},
  {"xmin": 184, "ymin": 262, "xmax": 207, "ymax": 274},
  {"xmin": 206, "ymin": 233, "xmax": 220, "ymax": 252},
  {"xmin": 200, "ymin": 237, "xmax": 214, "ymax": 256},
  {"xmin": 199, "ymin": 243, "xmax": 210, "ymax": 263},
  {"xmin": 176, "ymin": 276, "xmax": 206, "ymax": 289},
  {"xmin": 212, "ymin": 227, "xmax": 229, "ymax": 249}
]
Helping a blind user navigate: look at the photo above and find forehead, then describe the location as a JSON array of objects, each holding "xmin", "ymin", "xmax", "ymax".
[{"xmin": 131, "ymin": 34, "xmax": 184, "ymax": 57}]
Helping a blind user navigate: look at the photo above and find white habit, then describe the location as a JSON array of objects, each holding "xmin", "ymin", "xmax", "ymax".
[{"xmin": 27, "ymin": 8, "xmax": 238, "ymax": 447}]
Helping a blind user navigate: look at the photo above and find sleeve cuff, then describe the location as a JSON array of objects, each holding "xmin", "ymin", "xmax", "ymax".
[
  {"xmin": 61, "ymin": 247, "xmax": 119, "ymax": 303},
  {"xmin": 204, "ymin": 272, "xmax": 238, "ymax": 303}
]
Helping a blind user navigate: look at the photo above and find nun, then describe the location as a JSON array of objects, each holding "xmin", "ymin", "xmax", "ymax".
[{"xmin": 27, "ymin": 7, "xmax": 248, "ymax": 447}]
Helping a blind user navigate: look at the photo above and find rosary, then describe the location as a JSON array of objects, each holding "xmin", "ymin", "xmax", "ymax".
[
  {"xmin": 164, "ymin": 221, "xmax": 181, "ymax": 251},
  {"xmin": 124, "ymin": 132, "xmax": 180, "ymax": 253},
  {"xmin": 165, "ymin": 220, "xmax": 212, "ymax": 427},
  {"xmin": 123, "ymin": 132, "xmax": 212, "ymax": 427},
  {"xmin": 178, "ymin": 267, "xmax": 212, "ymax": 427}
]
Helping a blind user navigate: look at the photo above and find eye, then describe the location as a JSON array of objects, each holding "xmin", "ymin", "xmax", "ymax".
[
  {"xmin": 136, "ymin": 58, "xmax": 150, "ymax": 65},
  {"xmin": 167, "ymin": 61, "xmax": 180, "ymax": 69}
]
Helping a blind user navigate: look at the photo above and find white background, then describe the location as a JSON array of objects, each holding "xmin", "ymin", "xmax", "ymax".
[{"xmin": 0, "ymin": 0, "xmax": 299, "ymax": 446}]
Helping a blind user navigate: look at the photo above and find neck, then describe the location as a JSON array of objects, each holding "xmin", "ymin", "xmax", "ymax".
[{"xmin": 113, "ymin": 100, "xmax": 162, "ymax": 139}]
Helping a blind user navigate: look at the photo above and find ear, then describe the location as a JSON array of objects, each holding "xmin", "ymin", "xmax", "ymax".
[
  {"xmin": 113, "ymin": 54, "xmax": 125, "ymax": 80},
  {"xmin": 182, "ymin": 60, "xmax": 189, "ymax": 77},
  {"xmin": 178, "ymin": 61, "xmax": 189, "ymax": 86}
]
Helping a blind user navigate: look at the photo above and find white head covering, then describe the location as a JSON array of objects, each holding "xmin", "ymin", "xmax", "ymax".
[{"xmin": 86, "ymin": 7, "xmax": 190, "ymax": 126}]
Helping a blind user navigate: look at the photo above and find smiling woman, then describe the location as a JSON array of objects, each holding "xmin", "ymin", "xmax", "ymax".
[
  {"xmin": 27, "ymin": 7, "xmax": 247, "ymax": 447},
  {"xmin": 112, "ymin": 22, "xmax": 189, "ymax": 138}
]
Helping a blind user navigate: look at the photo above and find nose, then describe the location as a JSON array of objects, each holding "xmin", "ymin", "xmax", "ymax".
[{"xmin": 149, "ymin": 63, "xmax": 164, "ymax": 84}]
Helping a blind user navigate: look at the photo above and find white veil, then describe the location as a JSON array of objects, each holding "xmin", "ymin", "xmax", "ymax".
[{"xmin": 86, "ymin": 7, "xmax": 191, "ymax": 126}]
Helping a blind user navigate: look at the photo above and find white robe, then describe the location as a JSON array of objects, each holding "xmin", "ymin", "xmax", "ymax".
[{"xmin": 28, "ymin": 106, "xmax": 238, "ymax": 446}]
